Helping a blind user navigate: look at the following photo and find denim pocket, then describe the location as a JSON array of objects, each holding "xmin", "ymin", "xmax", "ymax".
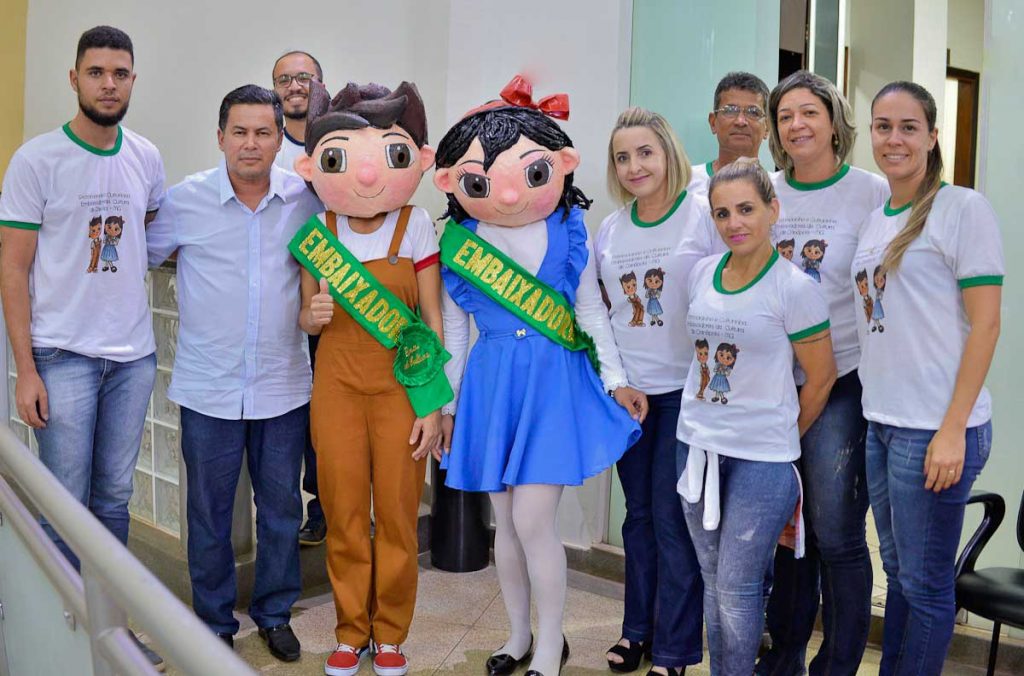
[
  {"xmin": 30, "ymin": 347, "xmax": 63, "ymax": 361},
  {"xmin": 974, "ymin": 423, "xmax": 993, "ymax": 463}
]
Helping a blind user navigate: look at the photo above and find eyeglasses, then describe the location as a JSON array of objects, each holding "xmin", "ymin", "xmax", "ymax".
[
  {"xmin": 714, "ymin": 105, "xmax": 766, "ymax": 121},
  {"xmin": 274, "ymin": 72, "xmax": 318, "ymax": 88}
]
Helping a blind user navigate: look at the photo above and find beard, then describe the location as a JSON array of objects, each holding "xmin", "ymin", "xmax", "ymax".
[
  {"xmin": 284, "ymin": 108, "xmax": 307, "ymax": 121},
  {"xmin": 79, "ymin": 94, "xmax": 129, "ymax": 127}
]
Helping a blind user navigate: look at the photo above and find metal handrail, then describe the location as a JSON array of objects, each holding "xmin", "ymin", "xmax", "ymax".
[{"xmin": 0, "ymin": 425, "xmax": 255, "ymax": 675}]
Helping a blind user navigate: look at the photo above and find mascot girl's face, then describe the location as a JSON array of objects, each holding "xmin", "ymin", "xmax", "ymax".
[{"xmin": 294, "ymin": 81, "xmax": 435, "ymax": 218}]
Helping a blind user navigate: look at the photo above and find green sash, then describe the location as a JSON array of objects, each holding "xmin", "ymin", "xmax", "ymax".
[
  {"xmin": 439, "ymin": 220, "xmax": 600, "ymax": 374},
  {"xmin": 289, "ymin": 213, "xmax": 453, "ymax": 417}
]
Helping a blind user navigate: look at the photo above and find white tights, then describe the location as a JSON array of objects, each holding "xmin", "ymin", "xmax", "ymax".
[{"xmin": 490, "ymin": 484, "xmax": 567, "ymax": 676}]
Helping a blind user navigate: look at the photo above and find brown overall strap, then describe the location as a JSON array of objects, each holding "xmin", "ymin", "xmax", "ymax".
[{"xmin": 387, "ymin": 205, "xmax": 414, "ymax": 261}]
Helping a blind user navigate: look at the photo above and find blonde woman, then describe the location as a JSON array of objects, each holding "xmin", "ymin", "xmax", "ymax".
[
  {"xmin": 852, "ymin": 81, "xmax": 1002, "ymax": 675},
  {"xmin": 595, "ymin": 108, "xmax": 719, "ymax": 676}
]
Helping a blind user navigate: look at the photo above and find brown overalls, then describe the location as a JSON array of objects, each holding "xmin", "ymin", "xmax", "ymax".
[{"xmin": 311, "ymin": 207, "xmax": 426, "ymax": 647}]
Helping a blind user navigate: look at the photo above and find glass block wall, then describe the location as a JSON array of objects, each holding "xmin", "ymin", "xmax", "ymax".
[{"xmin": 6, "ymin": 266, "xmax": 183, "ymax": 540}]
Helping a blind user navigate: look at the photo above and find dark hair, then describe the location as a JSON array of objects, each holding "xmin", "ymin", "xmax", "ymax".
[
  {"xmin": 435, "ymin": 106, "xmax": 592, "ymax": 223},
  {"xmin": 619, "ymin": 271, "xmax": 637, "ymax": 285},
  {"xmin": 643, "ymin": 268, "xmax": 665, "ymax": 285},
  {"xmin": 872, "ymin": 265, "xmax": 887, "ymax": 288},
  {"xmin": 801, "ymin": 239, "xmax": 828, "ymax": 259},
  {"xmin": 695, "ymin": 338, "xmax": 709, "ymax": 350},
  {"xmin": 872, "ymin": 81, "xmax": 943, "ymax": 273},
  {"xmin": 715, "ymin": 343, "xmax": 739, "ymax": 363},
  {"xmin": 855, "ymin": 269, "xmax": 868, "ymax": 283},
  {"xmin": 89, "ymin": 215, "xmax": 102, "ymax": 225},
  {"xmin": 714, "ymin": 71, "xmax": 770, "ymax": 110},
  {"xmin": 76, "ymin": 26, "xmax": 133, "ymax": 68},
  {"xmin": 304, "ymin": 81, "xmax": 427, "ymax": 155},
  {"xmin": 218, "ymin": 85, "xmax": 284, "ymax": 132},
  {"xmin": 768, "ymin": 70, "xmax": 856, "ymax": 172},
  {"xmin": 272, "ymin": 50, "xmax": 323, "ymax": 81},
  {"xmin": 776, "ymin": 238, "xmax": 795, "ymax": 249},
  {"xmin": 709, "ymin": 156, "xmax": 775, "ymax": 207}
]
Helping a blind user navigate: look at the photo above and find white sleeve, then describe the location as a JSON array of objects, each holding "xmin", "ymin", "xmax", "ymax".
[
  {"xmin": 575, "ymin": 232, "xmax": 630, "ymax": 390},
  {"xmin": 784, "ymin": 273, "xmax": 831, "ymax": 341},
  {"xmin": 146, "ymin": 188, "xmax": 179, "ymax": 267},
  {"xmin": 441, "ymin": 284, "xmax": 470, "ymax": 415},
  {"xmin": 940, "ymin": 191, "xmax": 1005, "ymax": 285},
  {"xmin": 147, "ymin": 149, "xmax": 166, "ymax": 212},
  {"xmin": 0, "ymin": 151, "xmax": 44, "ymax": 227},
  {"xmin": 408, "ymin": 207, "xmax": 440, "ymax": 264},
  {"xmin": 594, "ymin": 212, "xmax": 615, "ymax": 282}
]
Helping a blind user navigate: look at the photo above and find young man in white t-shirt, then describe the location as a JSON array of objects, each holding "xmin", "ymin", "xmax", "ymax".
[
  {"xmin": 687, "ymin": 72, "xmax": 770, "ymax": 198},
  {"xmin": 0, "ymin": 25, "xmax": 165, "ymax": 669}
]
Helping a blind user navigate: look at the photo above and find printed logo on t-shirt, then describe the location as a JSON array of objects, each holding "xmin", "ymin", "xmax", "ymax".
[
  {"xmin": 81, "ymin": 191, "xmax": 132, "ymax": 274},
  {"xmin": 776, "ymin": 236, "xmax": 828, "ymax": 282},
  {"xmin": 689, "ymin": 313, "xmax": 747, "ymax": 405},
  {"xmin": 774, "ymin": 214, "xmax": 836, "ymax": 283},
  {"xmin": 618, "ymin": 268, "xmax": 669, "ymax": 328},
  {"xmin": 854, "ymin": 266, "xmax": 887, "ymax": 334}
]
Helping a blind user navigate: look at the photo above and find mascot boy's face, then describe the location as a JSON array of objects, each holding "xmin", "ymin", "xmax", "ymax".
[
  {"xmin": 433, "ymin": 134, "xmax": 579, "ymax": 227},
  {"xmin": 296, "ymin": 123, "xmax": 435, "ymax": 219}
]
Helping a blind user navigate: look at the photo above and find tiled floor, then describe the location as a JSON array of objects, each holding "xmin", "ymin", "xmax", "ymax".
[{"xmin": 163, "ymin": 562, "xmax": 997, "ymax": 675}]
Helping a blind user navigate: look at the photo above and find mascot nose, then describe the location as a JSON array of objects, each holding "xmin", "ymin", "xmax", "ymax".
[
  {"xmin": 357, "ymin": 165, "xmax": 378, "ymax": 187},
  {"xmin": 498, "ymin": 187, "xmax": 520, "ymax": 206}
]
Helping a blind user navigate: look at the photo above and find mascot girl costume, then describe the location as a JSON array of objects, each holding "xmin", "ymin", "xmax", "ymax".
[
  {"xmin": 435, "ymin": 76, "xmax": 645, "ymax": 676},
  {"xmin": 291, "ymin": 80, "xmax": 453, "ymax": 676}
]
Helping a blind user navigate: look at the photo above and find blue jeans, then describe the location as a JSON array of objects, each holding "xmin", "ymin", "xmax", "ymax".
[
  {"xmin": 32, "ymin": 349, "xmax": 156, "ymax": 569},
  {"xmin": 303, "ymin": 334, "xmax": 323, "ymax": 525},
  {"xmin": 180, "ymin": 404, "xmax": 307, "ymax": 634},
  {"xmin": 616, "ymin": 390, "xmax": 703, "ymax": 667},
  {"xmin": 867, "ymin": 421, "xmax": 991, "ymax": 676},
  {"xmin": 681, "ymin": 448, "xmax": 798, "ymax": 676},
  {"xmin": 759, "ymin": 371, "xmax": 871, "ymax": 676}
]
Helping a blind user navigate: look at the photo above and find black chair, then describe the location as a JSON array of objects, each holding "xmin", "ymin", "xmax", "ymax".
[{"xmin": 955, "ymin": 489, "xmax": 1024, "ymax": 675}]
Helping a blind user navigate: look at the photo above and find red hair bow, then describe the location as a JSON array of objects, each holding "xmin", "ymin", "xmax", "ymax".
[{"xmin": 462, "ymin": 74, "xmax": 570, "ymax": 120}]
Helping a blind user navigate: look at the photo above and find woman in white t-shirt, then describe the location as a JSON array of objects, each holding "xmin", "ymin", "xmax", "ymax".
[
  {"xmin": 596, "ymin": 108, "xmax": 717, "ymax": 676},
  {"xmin": 677, "ymin": 158, "xmax": 836, "ymax": 675},
  {"xmin": 758, "ymin": 70, "xmax": 889, "ymax": 676},
  {"xmin": 852, "ymin": 81, "xmax": 1002, "ymax": 676}
]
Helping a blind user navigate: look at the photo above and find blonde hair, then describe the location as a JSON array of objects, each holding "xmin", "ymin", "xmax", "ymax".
[
  {"xmin": 768, "ymin": 70, "xmax": 857, "ymax": 174},
  {"xmin": 708, "ymin": 157, "xmax": 776, "ymax": 207},
  {"xmin": 872, "ymin": 81, "xmax": 943, "ymax": 273},
  {"xmin": 606, "ymin": 107, "xmax": 691, "ymax": 204}
]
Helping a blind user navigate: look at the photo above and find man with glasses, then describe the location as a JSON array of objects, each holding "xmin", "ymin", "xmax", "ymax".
[
  {"xmin": 271, "ymin": 50, "xmax": 329, "ymax": 548},
  {"xmin": 272, "ymin": 50, "xmax": 323, "ymax": 173},
  {"xmin": 689, "ymin": 71, "xmax": 770, "ymax": 197}
]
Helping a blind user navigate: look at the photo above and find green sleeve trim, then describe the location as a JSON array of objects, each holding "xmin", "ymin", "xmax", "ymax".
[
  {"xmin": 789, "ymin": 319, "xmax": 831, "ymax": 342},
  {"xmin": 958, "ymin": 275, "xmax": 1004, "ymax": 289},
  {"xmin": 0, "ymin": 220, "xmax": 41, "ymax": 231}
]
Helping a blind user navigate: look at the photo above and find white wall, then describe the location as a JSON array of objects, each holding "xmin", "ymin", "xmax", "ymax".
[{"xmin": 948, "ymin": 0, "xmax": 984, "ymax": 71}]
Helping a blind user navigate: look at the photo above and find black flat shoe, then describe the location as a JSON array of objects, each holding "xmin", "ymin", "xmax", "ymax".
[
  {"xmin": 524, "ymin": 636, "xmax": 569, "ymax": 676},
  {"xmin": 606, "ymin": 638, "xmax": 648, "ymax": 673},
  {"xmin": 487, "ymin": 635, "xmax": 533, "ymax": 676},
  {"xmin": 259, "ymin": 623, "xmax": 301, "ymax": 662},
  {"xmin": 216, "ymin": 632, "xmax": 234, "ymax": 649},
  {"xmin": 645, "ymin": 668, "xmax": 683, "ymax": 676}
]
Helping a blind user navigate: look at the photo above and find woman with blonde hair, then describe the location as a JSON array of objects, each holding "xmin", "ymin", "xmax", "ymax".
[
  {"xmin": 758, "ymin": 70, "xmax": 888, "ymax": 676},
  {"xmin": 853, "ymin": 81, "xmax": 1001, "ymax": 675},
  {"xmin": 595, "ymin": 107, "xmax": 718, "ymax": 676}
]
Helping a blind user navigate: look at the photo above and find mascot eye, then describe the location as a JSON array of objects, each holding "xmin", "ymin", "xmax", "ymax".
[
  {"xmin": 386, "ymin": 143, "xmax": 412, "ymax": 168},
  {"xmin": 320, "ymin": 147, "xmax": 347, "ymax": 173},
  {"xmin": 524, "ymin": 159, "xmax": 552, "ymax": 188},
  {"xmin": 458, "ymin": 172, "xmax": 491, "ymax": 199}
]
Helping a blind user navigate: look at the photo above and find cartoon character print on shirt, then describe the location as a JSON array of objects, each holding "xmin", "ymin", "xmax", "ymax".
[
  {"xmin": 709, "ymin": 342, "xmax": 739, "ymax": 405},
  {"xmin": 776, "ymin": 238, "xmax": 795, "ymax": 262},
  {"xmin": 855, "ymin": 269, "xmax": 874, "ymax": 331},
  {"xmin": 871, "ymin": 265, "xmax": 886, "ymax": 333},
  {"xmin": 800, "ymin": 239, "xmax": 827, "ymax": 282},
  {"xmin": 643, "ymin": 268, "xmax": 665, "ymax": 326},
  {"xmin": 620, "ymin": 271, "xmax": 645, "ymax": 327},
  {"xmin": 87, "ymin": 215, "xmax": 103, "ymax": 273},
  {"xmin": 100, "ymin": 215, "xmax": 124, "ymax": 273},
  {"xmin": 694, "ymin": 338, "xmax": 711, "ymax": 400}
]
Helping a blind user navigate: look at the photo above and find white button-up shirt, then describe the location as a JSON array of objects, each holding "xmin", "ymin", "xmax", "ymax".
[{"xmin": 147, "ymin": 162, "xmax": 322, "ymax": 420}]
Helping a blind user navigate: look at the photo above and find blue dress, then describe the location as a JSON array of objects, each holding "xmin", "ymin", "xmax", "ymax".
[
  {"xmin": 441, "ymin": 208, "xmax": 641, "ymax": 492},
  {"xmin": 872, "ymin": 289, "xmax": 885, "ymax": 320}
]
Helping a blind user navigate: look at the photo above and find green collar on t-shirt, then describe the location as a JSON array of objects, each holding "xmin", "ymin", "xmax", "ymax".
[
  {"xmin": 714, "ymin": 248, "xmax": 779, "ymax": 295},
  {"xmin": 705, "ymin": 161, "xmax": 715, "ymax": 177},
  {"xmin": 884, "ymin": 181, "xmax": 950, "ymax": 216},
  {"xmin": 63, "ymin": 122, "xmax": 123, "ymax": 156},
  {"xmin": 785, "ymin": 163, "xmax": 850, "ymax": 191},
  {"xmin": 631, "ymin": 190, "xmax": 688, "ymax": 227}
]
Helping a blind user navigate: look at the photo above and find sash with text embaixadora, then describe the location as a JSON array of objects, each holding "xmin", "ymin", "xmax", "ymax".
[
  {"xmin": 439, "ymin": 221, "xmax": 600, "ymax": 374},
  {"xmin": 289, "ymin": 215, "xmax": 453, "ymax": 417}
]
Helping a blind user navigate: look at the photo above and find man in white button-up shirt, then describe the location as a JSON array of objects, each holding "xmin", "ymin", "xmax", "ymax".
[{"xmin": 147, "ymin": 85, "xmax": 321, "ymax": 662}]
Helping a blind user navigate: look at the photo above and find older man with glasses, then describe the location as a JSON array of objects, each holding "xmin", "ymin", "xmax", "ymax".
[
  {"xmin": 688, "ymin": 71, "xmax": 771, "ymax": 197},
  {"xmin": 272, "ymin": 50, "xmax": 324, "ymax": 174}
]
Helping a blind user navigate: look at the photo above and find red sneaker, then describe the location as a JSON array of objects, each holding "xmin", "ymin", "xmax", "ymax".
[
  {"xmin": 373, "ymin": 643, "xmax": 409, "ymax": 676},
  {"xmin": 325, "ymin": 643, "xmax": 369, "ymax": 676}
]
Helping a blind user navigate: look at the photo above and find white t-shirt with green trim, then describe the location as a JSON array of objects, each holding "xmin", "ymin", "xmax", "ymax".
[
  {"xmin": 851, "ymin": 185, "xmax": 1004, "ymax": 429},
  {"xmin": 0, "ymin": 124, "xmax": 165, "ymax": 361},
  {"xmin": 687, "ymin": 162, "xmax": 714, "ymax": 199},
  {"xmin": 676, "ymin": 250, "xmax": 830, "ymax": 461},
  {"xmin": 771, "ymin": 164, "xmax": 888, "ymax": 380},
  {"xmin": 595, "ymin": 191, "xmax": 723, "ymax": 394}
]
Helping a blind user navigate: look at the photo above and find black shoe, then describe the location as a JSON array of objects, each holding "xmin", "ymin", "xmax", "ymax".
[
  {"xmin": 606, "ymin": 637, "xmax": 647, "ymax": 673},
  {"xmin": 299, "ymin": 518, "xmax": 327, "ymax": 546},
  {"xmin": 645, "ymin": 668, "xmax": 682, "ymax": 676},
  {"xmin": 259, "ymin": 623, "xmax": 301, "ymax": 662},
  {"xmin": 217, "ymin": 632, "xmax": 234, "ymax": 649},
  {"xmin": 130, "ymin": 633, "xmax": 166, "ymax": 672},
  {"xmin": 525, "ymin": 636, "xmax": 570, "ymax": 676},
  {"xmin": 487, "ymin": 635, "xmax": 533, "ymax": 676}
]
